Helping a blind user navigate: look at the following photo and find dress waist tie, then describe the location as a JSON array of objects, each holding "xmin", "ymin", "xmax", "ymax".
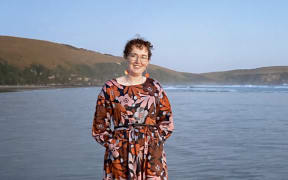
[{"xmin": 113, "ymin": 123, "xmax": 157, "ymax": 179}]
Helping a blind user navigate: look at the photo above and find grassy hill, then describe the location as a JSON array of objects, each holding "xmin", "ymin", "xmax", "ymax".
[
  {"xmin": 1, "ymin": 35, "xmax": 288, "ymax": 86},
  {"xmin": 0, "ymin": 35, "xmax": 205, "ymax": 86},
  {"xmin": 201, "ymin": 66, "xmax": 288, "ymax": 85}
]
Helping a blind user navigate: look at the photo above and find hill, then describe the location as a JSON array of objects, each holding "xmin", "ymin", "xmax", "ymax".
[
  {"xmin": 201, "ymin": 66, "xmax": 288, "ymax": 85},
  {"xmin": 0, "ymin": 35, "xmax": 288, "ymax": 86},
  {"xmin": 0, "ymin": 35, "xmax": 207, "ymax": 86}
]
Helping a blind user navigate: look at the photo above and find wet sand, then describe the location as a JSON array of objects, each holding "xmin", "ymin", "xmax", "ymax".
[{"xmin": 0, "ymin": 85, "xmax": 95, "ymax": 93}]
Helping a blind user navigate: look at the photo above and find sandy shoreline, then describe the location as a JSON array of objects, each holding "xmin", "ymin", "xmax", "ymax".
[{"xmin": 0, "ymin": 85, "xmax": 98, "ymax": 93}]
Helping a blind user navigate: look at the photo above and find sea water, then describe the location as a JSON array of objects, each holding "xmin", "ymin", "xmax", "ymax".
[{"xmin": 0, "ymin": 85, "xmax": 288, "ymax": 180}]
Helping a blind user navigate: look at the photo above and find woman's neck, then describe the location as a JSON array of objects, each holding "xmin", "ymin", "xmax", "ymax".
[{"xmin": 124, "ymin": 75, "xmax": 145, "ymax": 85}]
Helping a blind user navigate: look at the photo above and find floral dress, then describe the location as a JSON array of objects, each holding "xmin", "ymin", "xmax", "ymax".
[{"xmin": 92, "ymin": 77, "xmax": 174, "ymax": 180}]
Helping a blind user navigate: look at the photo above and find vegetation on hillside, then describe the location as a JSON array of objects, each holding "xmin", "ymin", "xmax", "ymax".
[
  {"xmin": 0, "ymin": 59, "xmax": 125, "ymax": 85},
  {"xmin": 1, "ymin": 35, "xmax": 288, "ymax": 86}
]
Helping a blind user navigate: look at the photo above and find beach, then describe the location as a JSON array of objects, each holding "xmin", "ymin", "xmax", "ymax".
[{"xmin": 0, "ymin": 85, "xmax": 96, "ymax": 93}]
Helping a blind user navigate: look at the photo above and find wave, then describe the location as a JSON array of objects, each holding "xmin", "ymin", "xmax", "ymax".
[{"xmin": 163, "ymin": 84, "xmax": 288, "ymax": 93}]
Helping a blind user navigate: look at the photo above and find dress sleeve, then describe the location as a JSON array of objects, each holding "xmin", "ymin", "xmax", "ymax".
[
  {"xmin": 156, "ymin": 84, "xmax": 174, "ymax": 142},
  {"xmin": 92, "ymin": 84, "xmax": 113, "ymax": 148}
]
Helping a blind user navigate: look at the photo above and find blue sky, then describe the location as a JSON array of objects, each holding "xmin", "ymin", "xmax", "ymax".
[{"xmin": 1, "ymin": 0, "xmax": 287, "ymax": 73}]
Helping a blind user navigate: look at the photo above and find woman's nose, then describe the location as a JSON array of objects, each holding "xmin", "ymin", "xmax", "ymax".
[{"xmin": 135, "ymin": 56, "xmax": 141, "ymax": 63}]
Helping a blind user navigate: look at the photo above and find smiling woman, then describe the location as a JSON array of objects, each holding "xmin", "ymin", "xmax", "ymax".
[
  {"xmin": 121, "ymin": 38, "xmax": 153, "ymax": 84},
  {"xmin": 92, "ymin": 38, "xmax": 174, "ymax": 180}
]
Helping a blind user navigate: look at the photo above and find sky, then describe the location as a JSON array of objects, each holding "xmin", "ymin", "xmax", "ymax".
[{"xmin": 1, "ymin": 0, "xmax": 287, "ymax": 73}]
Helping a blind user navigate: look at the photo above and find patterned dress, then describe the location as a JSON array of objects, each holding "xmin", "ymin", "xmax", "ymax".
[{"xmin": 92, "ymin": 77, "xmax": 174, "ymax": 180}]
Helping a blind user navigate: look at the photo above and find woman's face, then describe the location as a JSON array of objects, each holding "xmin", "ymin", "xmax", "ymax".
[{"xmin": 126, "ymin": 45, "xmax": 149, "ymax": 76}]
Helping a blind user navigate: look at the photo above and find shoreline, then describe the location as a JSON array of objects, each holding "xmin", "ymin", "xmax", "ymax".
[
  {"xmin": 0, "ymin": 85, "xmax": 100, "ymax": 93},
  {"xmin": 1, "ymin": 83, "xmax": 288, "ymax": 93}
]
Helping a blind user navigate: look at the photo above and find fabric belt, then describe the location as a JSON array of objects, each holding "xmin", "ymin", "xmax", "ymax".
[
  {"xmin": 113, "ymin": 123, "xmax": 158, "ymax": 179},
  {"xmin": 114, "ymin": 123, "xmax": 157, "ymax": 130}
]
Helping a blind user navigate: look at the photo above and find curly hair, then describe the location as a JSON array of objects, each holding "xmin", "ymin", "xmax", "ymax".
[{"xmin": 123, "ymin": 38, "xmax": 153, "ymax": 60}]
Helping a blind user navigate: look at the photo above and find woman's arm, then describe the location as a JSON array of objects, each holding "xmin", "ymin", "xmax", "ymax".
[
  {"xmin": 92, "ymin": 84, "xmax": 114, "ymax": 148},
  {"xmin": 156, "ymin": 83, "xmax": 174, "ymax": 142}
]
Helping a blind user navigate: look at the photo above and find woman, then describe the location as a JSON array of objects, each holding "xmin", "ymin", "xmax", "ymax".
[{"xmin": 92, "ymin": 38, "xmax": 174, "ymax": 180}]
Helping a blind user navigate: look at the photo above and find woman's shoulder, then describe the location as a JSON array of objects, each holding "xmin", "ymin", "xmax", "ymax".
[
  {"xmin": 148, "ymin": 77, "xmax": 161, "ymax": 86},
  {"xmin": 145, "ymin": 77, "xmax": 160, "ymax": 86},
  {"xmin": 144, "ymin": 77, "xmax": 165, "ymax": 92},
  {"xmin": 102, "ymin": 78, "xmax": 124, "ymax": 89}
]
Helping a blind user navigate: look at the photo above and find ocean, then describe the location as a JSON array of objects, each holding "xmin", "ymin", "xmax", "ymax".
[{"xmin": 0, "ymin": 85, "xmax": 288, "ymax": 180}]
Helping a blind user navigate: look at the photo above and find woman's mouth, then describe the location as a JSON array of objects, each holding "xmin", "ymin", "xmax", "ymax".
[{"xmin": 134, "ymin": 65, "xmax": 141, "ymax": 69}]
